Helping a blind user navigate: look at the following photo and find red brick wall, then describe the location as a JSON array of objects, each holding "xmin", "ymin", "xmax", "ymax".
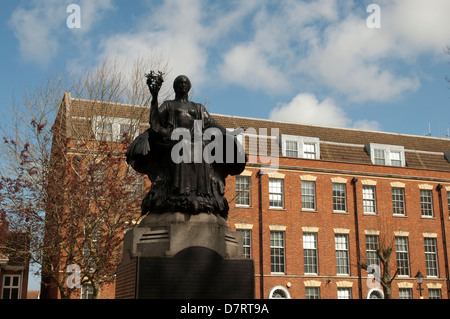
[{"xmin": 227, "ymin": 156, "xmax": 450, "ymax": 299}]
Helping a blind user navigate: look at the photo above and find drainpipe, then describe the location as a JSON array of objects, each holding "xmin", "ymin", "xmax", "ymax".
[
  {"xmin": 437, "ymin": 184, "xmax": 450, "ymax": 298},
  {"xmin": 352, "ymin": 177, "xmax": 363, "ymax": 299},
  {"xmin": 258, "ymin": 169, "xmax": 264, "ymax": 299}
]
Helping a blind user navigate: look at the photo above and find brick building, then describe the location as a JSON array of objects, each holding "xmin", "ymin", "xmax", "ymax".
[
  {"xmin": 0, "ymin": 217, "xmax": 30, "ymax": 299},
  {"xmin": 47, "ymin": 93, "xmax": 450, "ymax": 299}
]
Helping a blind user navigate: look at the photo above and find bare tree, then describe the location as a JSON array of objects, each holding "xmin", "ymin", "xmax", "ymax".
[
  {"xmin": 359, "ymin": 231, "xmax": 399, "ymax": 299},
  {"xmin": 0, "ymin": 55, "xmax": 169, "ymax": 299}
]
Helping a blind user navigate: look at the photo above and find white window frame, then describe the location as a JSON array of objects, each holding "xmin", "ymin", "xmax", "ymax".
[
  {"xmin": 269, "ymin": 178, "xmax": 284, "ymax": 209},
  {"xmin": 301, "ymin": 180, "xmax": 316, "ymax": 211},
  {"xmin": 424, "ymin": 237, "xmax": 439, "ymax": 277},
  {"xmin": 363, "ymin": 186, "xmax": 377, "ymax": 214},
  {"xmin": 93, "ymin": 116, "xmax": 139, "ymax": 142},
  {"xmin": 2, "ymin": 274, "xmax": 22, "ymax": 299},
  {"xmin": 447, "ymin": 190, "xmax": 450, "ymax": 216},
  {"xmin": 81, "ymin": 284, "xmax": 94, "ymax": 299},
  {"xmin": 337, "ymin": 287, "xmax": 352, "ymax": 299},
  {"xmin": 332, "ymin": 183, "xmax": 347, "ymax": 212},
  {"xmin": 270, "ymin": 231, "xmax": 285, "ymax": 274},
  {"xmin": 399, "ymin": 288, "xmax": 413, "ymax": 299},
  {"xmin": 395, "ymin": 236, "xmax": 410, "ymax": 277},
  {"xmin": 235, "ymin": 176, "xmax": 251, "ymax": 207},
  {"xmin": 367, "ymin": 288, "xmax": 384, "ymax": 299},
  {"xmin": 303, "ymin": 232, "xmax": 318, "ymax": 275},
  {"xmin": 392, "ymin": 187, "xmax": 406, "ymax": 216},
  {"xmin": 366, "ymin": 143, "xmax": 405, "ymax": 167},
  {"xmin": 280, "ymin": 135, "xmax": 320, "ymax": 160},
  {"xmin": 305, "ymin": 286, "xmax": 320, "ymax": 299},
  {"xmin": 365, "ymin": 235, "xmax": 380, "ymax": 268},
  {"xmin": 420, "ymin": 189, "xmax": 434, "ymax": 217},
  {"xmin": 268, "ymin": 286, "xmax": 291, "ymax": 299},
  {"xmin": 335, "ymin": 234, "xmax": 350, "ymax": 275},
  {"xmin": 236, "ymin": 228, "xmax": 252, "ymax": 259}
]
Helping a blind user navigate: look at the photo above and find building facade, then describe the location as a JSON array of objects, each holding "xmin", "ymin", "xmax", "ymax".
[
  {"xmin": 47, "ymin": 93, "xmax": 450, "ymax": 299},
  {"xmin": 0, "ymin": 218, "xmax": 30, "ymax": 299}
]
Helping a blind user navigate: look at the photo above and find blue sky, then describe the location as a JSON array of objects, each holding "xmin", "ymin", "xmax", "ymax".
[
  {"xmin": 1, "ymin": 0, "xmax": 450, "ymax": 290},
  {"xmin": 1, "ymin": 0, "xmax": 450, "ymax": 138}
]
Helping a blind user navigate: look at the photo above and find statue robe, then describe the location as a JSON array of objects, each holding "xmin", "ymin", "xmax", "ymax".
[{"xmin": 126, "ymin": 100, "xmax": 246, "ymax": 219}]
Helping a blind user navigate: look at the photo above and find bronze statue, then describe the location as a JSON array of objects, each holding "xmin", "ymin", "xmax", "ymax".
[{"xmin": 126, "ymin": 73, "xmax": 246, "ymax": 219}]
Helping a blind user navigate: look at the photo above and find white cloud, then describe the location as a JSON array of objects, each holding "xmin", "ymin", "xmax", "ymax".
[
  {"xmin": 298, "ymin": 0, "xmax": 450, "ymax": 102},
  {"xmin": 269, "ymin": 93, "xmax": 382, "ymax": 131},
  {"xmin": 298, "ymin": 14, "xmax": 422, "ymax": 102},
  {"xmin": 94, "ymin": 0, "xmax": 261, "ymax": 90},
  {"xmin": 380, "ymin": 0, "xmax": 450, "ymax": 53},
  {"xmin": 9, "ymin": 3, "xmax": 62, "ymax": 65},
  {"xmin": 8, "ymin": 0, "xmax": 114, "ymax": 66},
  {"xmin": 94, "ymin": 0, "xmax": 207, "ymax": 88},
  {"xmin": 219, "ymin": 0, "xmax": 450, "ymax": 103},
  {"xmin": 218, "ymin": 0, "xmax": 339, "ymax": 94},
  {"xmin": 77, "ymin": 0, "xmax": 115, "ymax": 33},
  {"xmin": 218, "ymin": 44, "xmax": 290, "ymax": 93}
]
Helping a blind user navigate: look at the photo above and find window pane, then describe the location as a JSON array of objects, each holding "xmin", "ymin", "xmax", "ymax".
[
  {"xmin": 269, "ymin": 179, "xmax": 284, "ymax": 208},
  {"xmin": 447, "ymin": 192, "xmax": 450, "ymax": 217},
  {"xmin": 119, "ymin": 123, "xmax": 131, "ymax": 140},
  {"xmin": 271, "ymin": 289, "xmax": 287, "ymax": 299},
  {"xmin": 333, "ymin": 183, "xmax": 346, "ymax": 211},
  {"xmin": 81, "ymin": 284, "xmax": 94, "ymax": 299},
  {"xmin": 285, "ymin": 141, "xmax": 298, "ymax": 157},
  {"xmin": 369, "ymin": 290, "xmax": 383, "ymax": 299},
  {"xmin": 374, "ymin": 149, "xmax": 385, "ymax": 165},
  {"xmin": 2, "ymin": 276, "xmax": 20, "ymax": 299},
  {"xmin": 96, "ymin": 122, "xmax": 113, "ymax": 141},
  {"xmin": 365, "ymin": 235, "xmax": 380, "ymax": 267},
  {"xmin": 337, "ymin": 288, "xmax": 352, "ymax": 299},
  {"xmin": 303, "ymin": 233, "xmax": 318, "ymax": 274},
  {"xmin": 237, "ymin": 229, "xmax": 252, "ymax": 258},
  {"xmin": 303, "ymin": 143, "xmax": 316, "ymax": 159},
  {"xmin": 305, "ymin": 287, "xmax": 320, "ymax": 299},
  {"xmin": 420, "ymin": 190, "xmax": 433, "ymax": 217},
  {"xmin": 395, "ymin": 237, "xmax": 410, "ymax": 276},
  {"xmin": 424, "ymin": 238, "xmax": 439, "ymax": 277},
  {"xmin": 429, "ymin": 289, "xmax": 441, "ymax": 299},
  {"xmin": 301, "ymin": 181, "xmax": 316, "ymax": 210},
  {"xmin": 363, "ymin": 186, "xmax": 376, "ymax": 214},
  {"xmin": 392, "ymin": 188, "xmax": 405, "ymax": 215},
  {"xmin": 399, "ymin": 288, "xmax": 412, "ymax": 299},
  {"xmin": 390, "ymin": 151, "xmax": 402, "ymax": 166},
  {"xmin": 270, "ymin": 231, "xmax": 285, "ymax": 273},
  {"xmin": 335, "ymin": 234, "xmax": 349, "ymax": 275},
  {"xmin": 236, "ymin": 176, "xmax": 250, "ymax": 206}
]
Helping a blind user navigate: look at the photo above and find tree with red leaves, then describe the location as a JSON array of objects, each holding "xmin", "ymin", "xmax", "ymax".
[{"xmin": 0, "ymin": 56, "xmax": 169, "ymax": 299}]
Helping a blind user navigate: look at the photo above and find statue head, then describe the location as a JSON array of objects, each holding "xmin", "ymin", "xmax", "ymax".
[{"xmin": 173, "ymin": 75, "xmax": 191, "ymax": 96}]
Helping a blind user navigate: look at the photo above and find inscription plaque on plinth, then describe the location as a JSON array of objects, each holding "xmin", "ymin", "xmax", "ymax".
[{"xmin": 115, "ymin": 212, "xmax": 255, "ymax": 299}]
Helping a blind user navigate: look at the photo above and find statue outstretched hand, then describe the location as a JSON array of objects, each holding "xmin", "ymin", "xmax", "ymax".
[{"xmin": 146, "ymin": 71, "xmax": 164, "ymax": 97}]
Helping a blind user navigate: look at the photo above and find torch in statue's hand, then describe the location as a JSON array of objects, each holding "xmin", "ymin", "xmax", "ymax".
[{"xmin": 146, "ymin": 71, "xmax": 164, "ymax": 97}]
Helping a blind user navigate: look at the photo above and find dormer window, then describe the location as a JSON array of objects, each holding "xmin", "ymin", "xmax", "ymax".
[
  {"xmin": 367, "ymin": 143, "xmax": 405, "ymax": 167},
  {"xmin": 280, "ymin": 135, "xmax": 320, "ymax": 160},
  {"xmin": 93, "ymin": 116, "xmax": 138, "ymax": 142}
]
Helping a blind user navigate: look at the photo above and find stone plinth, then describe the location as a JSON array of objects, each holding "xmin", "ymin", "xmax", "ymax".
[{"xmin": 115, "ymin": 212, "xmax": 254, "ymax": 299}]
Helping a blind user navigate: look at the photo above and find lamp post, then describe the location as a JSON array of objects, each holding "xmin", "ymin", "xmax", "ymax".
[{"xmin": 415, "ymin": 270, "xmax": 424, "ymax": 299}]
